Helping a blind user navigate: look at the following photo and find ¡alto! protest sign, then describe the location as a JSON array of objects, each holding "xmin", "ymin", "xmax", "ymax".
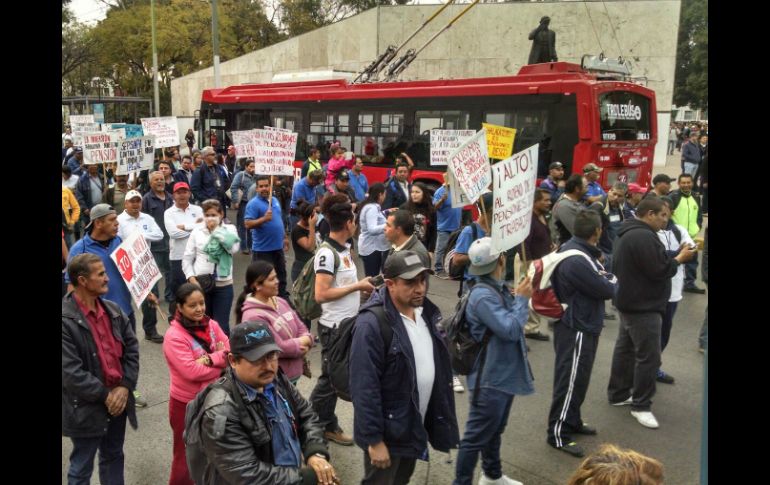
[
  {"xmin": 490, "ymin": 144, "xmax": 539, "ymax": 254},
  {"xmin": 110, "ymin": 231, "xmax": 162, "ymax": 307},
  {"xmin": 447, "ymin": 129, "xmax": 491, "ymax": 204}
]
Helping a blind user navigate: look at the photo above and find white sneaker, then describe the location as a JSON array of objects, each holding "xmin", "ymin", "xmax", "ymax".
[
  {"xmin": 453, "ymin": 376, "xmax": 465, "ymax": 393},
  {"xmin": 610, "ymin": 396, "xmax": 633, "ymax": 406},
  {"xmin": 631, "ymin": 410, "xmax": 659, "ymax": 429},
  {"xmin": 479, "ymin": 472, "xmax": 524, "ymax": 485}
]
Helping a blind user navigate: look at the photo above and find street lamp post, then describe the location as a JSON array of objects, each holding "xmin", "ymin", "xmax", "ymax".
[
  {"xmin": 151, "ymin": 0, "xmax": 160, "ymax": 117},
  {"xmin": 212, "ymin": 0, "xmax": 220, "ymax": 88}
]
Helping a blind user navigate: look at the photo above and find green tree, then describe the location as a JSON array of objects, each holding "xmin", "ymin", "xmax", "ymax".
[{"xmin": 673, "ymin": 0, "xmax": 708, "ymax": 110}]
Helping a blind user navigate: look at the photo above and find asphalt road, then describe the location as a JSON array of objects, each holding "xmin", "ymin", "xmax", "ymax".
[{"xmin": 62, "ymin": 154, "xmax": 707, "ymax": 484}]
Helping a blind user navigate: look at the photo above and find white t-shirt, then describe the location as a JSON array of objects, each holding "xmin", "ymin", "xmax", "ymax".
[
  {"xmin": 658, "ymin": 223, "xmax": 693, "ymax": 302},
  {"xmin": 62, "ymin": 175, "xmax": 79, "ymax": 191},
  {"xmin": 314, "ymin": 241, "xmax": 359, "ymax": 328},
  {"xmin": 400, "ymin": 307, "xmax": 434, "ymax": 423}
]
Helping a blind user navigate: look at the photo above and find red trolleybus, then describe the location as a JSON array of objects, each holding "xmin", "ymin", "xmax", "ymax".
[{"xmin": 198, "ymin": 61, "xmax": 656, "ymax": 191}]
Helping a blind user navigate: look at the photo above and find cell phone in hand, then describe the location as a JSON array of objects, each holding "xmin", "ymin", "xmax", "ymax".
[{"xmin": 370, "ymin": 274, "xmax": 385, "ymax": 287}]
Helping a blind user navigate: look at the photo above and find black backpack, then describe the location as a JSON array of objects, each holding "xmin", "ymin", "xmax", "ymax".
[
  {"xmin": 444, "ymin": 223, "xmax": 479, "ymax": 280},
  {"xmin": 327, "ymin": 305, "xmax": 390, "ymax": 402},
  {"xmin": 442, "ymin": 281, "xmax": 502, "ymax": 404}
]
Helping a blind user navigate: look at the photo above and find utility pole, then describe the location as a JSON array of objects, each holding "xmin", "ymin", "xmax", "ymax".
[
  {"xmin": 151, "ymin": 0, "xmax": 160, "ymax": 117},
  {"xmin": 212, "ymin": 0, "xmax": 220, "ymax": 88}
]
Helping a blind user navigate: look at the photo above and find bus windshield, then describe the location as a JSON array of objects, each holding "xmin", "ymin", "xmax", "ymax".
[{"xmin": 598, "ymin": 91, "xmax": 651, "ymax": 142}]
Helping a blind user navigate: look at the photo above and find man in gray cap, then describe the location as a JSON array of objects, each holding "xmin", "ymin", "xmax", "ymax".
[
  {"xmin": 582, "ymin": 163, "xmax": 606, "ymax": 204},
  {"xmin": 66, "ymin": 203, "xmax": 154, "ymax": 406},
  {"xmin": 193, "ymin": 321, "xmax": 336, "ymax": 484},
  {"xmin": 453, "ymin": 238, "xmax": 532, "ymax": 485},
  {"xmin": 350, "ymin": 250, "xmax": 459, "ymax": 485}
]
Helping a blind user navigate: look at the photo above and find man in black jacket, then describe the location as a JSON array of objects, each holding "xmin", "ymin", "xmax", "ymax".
[
  {"xmin": 62, "ymin": 253, "xmax": 140, "ymax": 485},
  {"xmin": 383, "ymin": 162, "xmax": 411, "ymax": 210},
  {"xmin": 606, "ymin": 197, "xmax": 696, "ymax": 429},
  {"xmin": 198, "ymin": 321, "xmax": 336, "ymax": 484},
  {"xmin": 548, "ymin": 211, "xmax": 617, "ymax": 457}
]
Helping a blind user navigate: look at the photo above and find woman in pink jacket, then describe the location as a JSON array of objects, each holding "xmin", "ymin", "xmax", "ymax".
[
  {"xmin": 163, "ymin": 283, "xmax": 230, "ymax": 485},
  {"xmin": 324, "ymin": 147, "xmax": 354, "ymax": 190},
  {"xmin": 234, "ymin": 260, "xmax": 313, "ymax": 384}
]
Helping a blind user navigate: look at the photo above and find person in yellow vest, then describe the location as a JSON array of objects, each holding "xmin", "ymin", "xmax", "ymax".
[{"xmin": 670, "ymin": 173, "xmax": 705, "ymax": 293}]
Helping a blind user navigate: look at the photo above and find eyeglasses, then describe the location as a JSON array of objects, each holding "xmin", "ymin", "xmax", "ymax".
[{"xmin": 255, "ymin": 351, "xmax": 280, "ymax": 365}]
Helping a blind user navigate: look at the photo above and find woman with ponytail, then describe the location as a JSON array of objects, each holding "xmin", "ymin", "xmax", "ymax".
[
  {"xmin": 235, "ymin": 260, "xmax": 313, "ymax": 384},
  {"xmin": 163, "ymin": 283, "xmax": 230, "ymax": 485}
]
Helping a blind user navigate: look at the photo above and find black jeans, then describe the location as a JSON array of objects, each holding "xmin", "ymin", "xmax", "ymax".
[
  {"xmin": 290, "ymin": 259, "xmax": 312, "ymax": 332},
  {"xmin": 660, "ymin": 301, "xmax": 679, "ymax": 354},
  {"xmin": 684, "ymin": 252, "xmax": 700, "ymax": 288},
  {"xmin": 309, "ymin": 325, "xmax": 340, "ymax": 432},
  {"xmin": 548, "ymin": 322, "xmax": 599, "ymax": 447},
  {"xmin": 607, "ymin": 311, "xmax": 662, "ymax": 412},
  {"xmin": 168, "ymin": 260, "xmax": 186, "ymax": 317},
  {"xmin": 361, "ymin": 250, "xmax": 388, "ymax": 277},
  {"xmin": 253, "ymin": 249, "xmax": 289, "ymax": 299},
  {"xmin": 362, "ymin": 451, "xmax": 417, "ymax": 485}
]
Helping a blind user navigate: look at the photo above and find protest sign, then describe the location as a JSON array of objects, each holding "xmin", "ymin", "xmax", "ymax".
[
  {"xmin": 489, "ymin": 144, "xmax": 539, "ymax": 253},
  {"xmin": 446, "ymin": 129, "xmax": 491, "ymax": 204},
  {"xmin": 430, "ymin": 129, "xmax": 475, "ymax": 166},
  {"xmin": 482, "ymin": 122, "xmax": 516, "ymax": 160},
  {"xmin": 252, "ymin": 128, "xmax": 298, "ymax": 176},
  {"xmin": 83, "ymin": 132, "xmax": 120, "ymax": 165},
  {"xmin": 111, "ymin": 232, "xmax": 162, "ymax": 307},
  {"xmin": 141, "ymin": 116, "xmax": 180, "ymax": 148},
  {"xmin": 93, "ymin": 104, "xmax": 105, "ymax": 124},
  {"xmin": 104, "ymin": 123, "xmax": 144, "ymax": 139},
  {"xmin": 264, "ymin": 126, "xmax": 292, "ymax": 133},
  {"xmin": 117, "ymin": 136, "xmax": 155, "ymax": 175},
  {"xmin": 107, "ymin": 128, "xmax": 127, "ymax": 141},
  {"xmin": 231, "ymin": 130, "xmax": 258, "ymax": 158},
  {"xmin": 70, "ymin": 114, "xmax": 94, "ymax": 124}
]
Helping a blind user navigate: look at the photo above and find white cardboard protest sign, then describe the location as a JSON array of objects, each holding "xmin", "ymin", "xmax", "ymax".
[
  {"xmin": 110, "ymin": 232, "xmax": 162, "ymax": 307},
  {"xmin": 70, "ymin": 115, "xmax": 95, "ymax": 124},
  {"xmin": 140, "ymin": 116, "xmax": 180, "ymax": 148},
  {"xmin": 83, "ymin": 132, "xmax": 120, "ymax": 165},
  {"xmin": 490, "ymin": 144, "xmax": 540, "ymax": 253},
  {"xmin": 430, "ymin": 129, "xmax": 476, "ymax": 166},
  {"xmin": 446, "ymin": 129, "xmax": 491, "ymax": 204},
  {"xmin": 117, "ymin": 136, "xmax": 155, "ymax": 175},
  {"xmin": 264, "ymin": 126, "xmax": 292, "ymax": 133},
  {"xmin": 231, "ymin": 130, "xmax": 258, "ymax": 159},
  {"xmin": 252, "ymin": 129, "xmax": 298, "ymax": 176}
]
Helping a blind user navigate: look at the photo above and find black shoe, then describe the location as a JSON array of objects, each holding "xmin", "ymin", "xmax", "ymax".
[
  {"xmin": 549, "ymin": 441, "xmax": 585, "ymax": 458},
  {"xmin": 145, "ymin": 333, "xmax": 164, "ymax": 343},
  {"xmin": 683, "ymin": 286, "xmax": 706, "ymax": 294},
  {"xmin": 603, "ymin": 312, "xmax": 616, "ymax": 320},
  {"xmin": 575, "ymin": 423, "xmax": 597, "ymax": 435},
  {"xmin": 525, "ymin": 332, "xmax": 550, "ymax": 341},
  {"xmin": 656, "ymin": 370, "xmax": 675, "ymax": 384}
]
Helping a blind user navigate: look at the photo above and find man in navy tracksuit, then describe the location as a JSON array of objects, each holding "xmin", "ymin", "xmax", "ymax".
[{"xmin": 548, "ymin": 211, "xmax": 617, "ymax": 458}]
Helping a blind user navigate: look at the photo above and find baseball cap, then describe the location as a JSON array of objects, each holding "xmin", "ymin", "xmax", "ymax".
[
  {"xmin": 336, "ymin": 169, "xmax": 350, "ymax": 180},
  {"xmin": 468, "ymin": 237, "xmax": 502, "ymax": 276},
  {"xmin": 583, "ymin": 163, "xmax": 603, "ymax": 174},
  {"xmin": 173, "ymin": 182, "xmax": 190, "ymax": 193},
  {"xmin": 229, "ymin": 321, "xmax": 282, "ymax": 362},
  {"xmin": 85, "ymin": 203, "xmax": 116, "ymax": 230},
  {"xmin": 125, "ymin": 190, "xmax": 142, "ymax": 201},
  {"xmin": 548, "ymin": 161, "xmax": 564, "ymax": 170},
  {"xmin": 652, "ymin": 174, "xmax": 673, "ymax": 185},
  {"xmin": 383, "ymin": 250, "xmax": 433, "ymax": 280},
  {"xmin": 74, "ymin": 147, "xmax": 83, "ymax": 153},
  {"xmin": 626, "ymin": 183, "xmax": 647, "ymax": 195}
]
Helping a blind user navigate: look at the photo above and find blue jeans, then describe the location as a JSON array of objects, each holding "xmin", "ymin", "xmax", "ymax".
[
  {"xmin": 206, "ymin": 284, "xmax": 234, "ymax": 336},
  {"xmin": 236, "ymin": 202, "xmax": 251, "ymax": 251},
  {"xmin": 67, "ymin": 412, "xmax": 127, "ymax": 485},
  {"xmin": 684, "ymin": 252, "xmax": 699, "ymax": 288},
  {"xmin": 454, "ymin": 388, "xmax": 514, "ymax": 485},
  {"xmin": 434, "ymin": 230, "xmax": 452, "ymax": 272}
]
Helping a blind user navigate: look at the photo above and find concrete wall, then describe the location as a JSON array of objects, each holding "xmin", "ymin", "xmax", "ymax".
[{"xmin": 171, "ymin": 1, "xmax": 681, "ymax": 165}]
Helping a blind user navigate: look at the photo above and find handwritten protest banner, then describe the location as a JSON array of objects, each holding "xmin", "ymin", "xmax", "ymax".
[
  {"xmin": 490, "ymin": 144, "xmax": 539, "ymax": 253},
  {"xmin": 447, "ymin": 129, "xmax": 491, "ymax": 204},
  {"xmin": 231, "ymin": 130, "xmax": 258, "ymax": 159},
  {"xmin": 482, "ymin": 122, "xmax": 516, "ymax": 160},
  {"xmin": 430, "ymin": 129, "xmax": 475, "ymax": 166},
  {"xmin": 83, "ymin": 132, "xmax": 120, "ymax": 165},
  {"xmin": 104, "ymin": 123, "xmax": 144, "ymax": 139},
  {"xmin": 107, "ymin": 128, "xmax": 127, "ymax": 141},
  {"xmin": 252, "ymin": 128, "xmax": 298, "ymax": 176},
  {"xmin": 117, "ymin": 136, "xmax": 155, "ymax": 175},
  {"xmin": 71, "ymin": 122, "xmax": 102, "ymax": 147},
  {"xmin": 111, "ymin": 232, "xmax": 162, "ymax": 307},
  {"xmin": 141, "ymin": 116, "xmax": 179, "ymax": 148},
  {"xmin": 264, "ymin": 126, "xmax": 292, "ymax": 133},
  {"xmin": 70, "ymin": 115, "xmax": 95, "ymax": 124}
]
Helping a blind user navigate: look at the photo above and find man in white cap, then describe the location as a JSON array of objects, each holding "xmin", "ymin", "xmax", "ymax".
[
  {"xmin": 118, "ymin": 190, "xmax": 166, "ymax": 343},
  {"xmin": 453, "ymin": 237, "xmax": 532, "ymax": 485}
]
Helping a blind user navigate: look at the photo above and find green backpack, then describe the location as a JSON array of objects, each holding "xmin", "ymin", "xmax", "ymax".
[{"xmin": 291, "ymin": 242, "xmax": 340, "ymax": 321}]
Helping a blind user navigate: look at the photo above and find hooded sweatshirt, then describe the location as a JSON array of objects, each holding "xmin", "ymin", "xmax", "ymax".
[
  {"xmin": 240, "ymin": 296, "xmax": 312, "ymax": 380},
  {"xmin": 612, "ymin": 219, "xmax": 680, "ymax": 315}
]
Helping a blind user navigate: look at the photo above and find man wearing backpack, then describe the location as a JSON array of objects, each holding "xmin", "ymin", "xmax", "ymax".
[
  {"xmin": 454, "ymin": 237, "xmax": 533, "ymax": 485},
  {"xmin": 310, "ymin": 193, "xmax": 375, "ymax": 446},
  {"xmin": 350, "ymin": 250, "xmax": 460, "ymax": 484},
  {"xmin": 547, "ymin": 211, "xmax": 618, "ymax": 458},
  {"xmin": 191, "ymin": 321, "xmax": 338, "ymax": 484},
  {"xmin": 607, "ymin": 197, "xmax": 696, "ymax": 429}
]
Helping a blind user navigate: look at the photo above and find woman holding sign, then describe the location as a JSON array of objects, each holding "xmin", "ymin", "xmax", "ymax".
[
  {"xmin": 164, "ymin": 283, "xmax": 230, "ymax": 485},
  {"xmin": 182, "ymin": 199, "xmax": 240, "ymax": 335}
]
